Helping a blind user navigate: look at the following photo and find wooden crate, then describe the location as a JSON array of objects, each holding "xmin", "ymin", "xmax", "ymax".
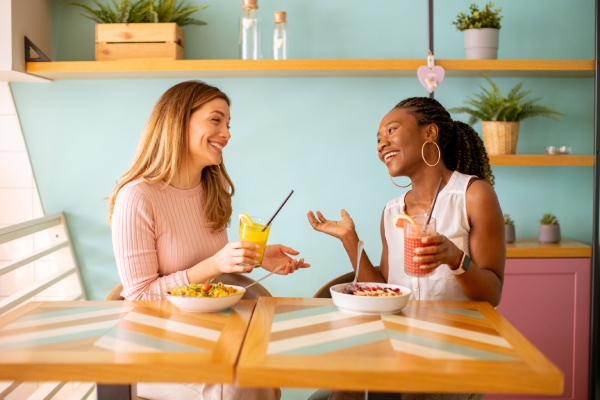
[{"xmin": 95, "ymin": 23, "xmax": 184, "ymax": 61}]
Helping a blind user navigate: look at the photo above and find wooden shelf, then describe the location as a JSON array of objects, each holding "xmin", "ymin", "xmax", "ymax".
[
  {"xmin": 489, "ymin": 154, "xmax": 594, "ymax": 166},
  {"xmin": 26, "ymin": 59, "xmax": 594, "ymax": 80},
  {"xmin": 506, "ymin": 237, "xmax": 591, "ymax": 258}
]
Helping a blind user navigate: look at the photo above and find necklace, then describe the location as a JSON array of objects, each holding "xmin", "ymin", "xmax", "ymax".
[{"xmin": 412, "ymin": 191, "xmax": 432, "ymax": 217}]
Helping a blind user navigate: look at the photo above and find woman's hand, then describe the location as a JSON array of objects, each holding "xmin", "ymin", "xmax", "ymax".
[
  {"xmin": 208, "ymin": 241, "xmax": 262, "ymax": 274},
  {"xmin": 413, "ymin": 234, "xmax": 463, "ymax": 272},
  {"xmin": 262, "ymin": 245, "xmax": 310, "ymax": 275},
  {"xmin": 307, "ymin": 209, "xmax": 355, "ymax": 240}
]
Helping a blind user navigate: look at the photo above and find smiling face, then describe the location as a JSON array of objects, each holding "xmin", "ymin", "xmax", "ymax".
[
  {"xmin": 187, "ymin": 98, "xmax": 231, "ymax": 172},
  {"xmin": 377, "ymin": 108, "xmax": 431, "ymax": 177}
]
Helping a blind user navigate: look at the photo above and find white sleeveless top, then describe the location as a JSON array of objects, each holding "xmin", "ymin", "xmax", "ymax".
[{"xmin": 383, "ymin": 171, "xmax": 475, "ymax": 301}]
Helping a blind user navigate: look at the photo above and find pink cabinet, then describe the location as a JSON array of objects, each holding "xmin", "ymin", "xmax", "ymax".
[{"xmin": 485, "ymin": 258, "xmax": 590, "ymax": 400}]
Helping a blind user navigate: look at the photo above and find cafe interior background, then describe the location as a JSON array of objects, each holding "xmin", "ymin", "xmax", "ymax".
[{"xmin": 0, "ymin": 0, "xmax": 597, "ymax": 398}]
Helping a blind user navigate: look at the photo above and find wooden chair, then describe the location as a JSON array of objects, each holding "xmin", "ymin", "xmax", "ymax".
[
  {"xmin": 0, "ymin": 213, "xmax": 95, "ymax": 399},
  {"xmin": 313, "ymin": 267, "xmax": 381, "ymax": 298},
  {"xmin": 106, "ymin": 273, "xmax": 272, "ymax": 301},
  {"xmin": 105, "ymin": 282, "xmax": 124, "ymax": 300}
]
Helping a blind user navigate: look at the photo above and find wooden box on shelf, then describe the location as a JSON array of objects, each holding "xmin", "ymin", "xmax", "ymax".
[{"xmin": 95, "ymin": 23, "xmax": 184, "ymax": 61}]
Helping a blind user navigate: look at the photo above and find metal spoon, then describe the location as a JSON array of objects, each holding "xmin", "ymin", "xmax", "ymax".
[
  {"xmin": 244, "ymin": 265, "xmax": 284, "ymax": 290},
  {"xmin": 347, "ymin": 240, "xmax": 364, "ymax": 291}
]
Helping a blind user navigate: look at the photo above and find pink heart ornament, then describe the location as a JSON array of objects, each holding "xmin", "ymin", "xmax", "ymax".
[{"xmin": 417, "ymin": 66, "xmax": 445, "ymax": 93}]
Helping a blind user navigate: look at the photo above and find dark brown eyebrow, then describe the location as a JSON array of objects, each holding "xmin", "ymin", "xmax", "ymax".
[{"xmin": 210, "ymin": 110, "xmax": 226, "ymax": 117}]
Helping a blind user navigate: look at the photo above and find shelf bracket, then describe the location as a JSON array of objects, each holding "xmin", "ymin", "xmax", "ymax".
[{"xmin": 24, "ymin": 36, "xmax": 51, "ymax": 63}]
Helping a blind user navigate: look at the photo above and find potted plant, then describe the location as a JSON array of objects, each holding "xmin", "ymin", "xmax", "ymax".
[
  {"xmin": 538, "ymin": 213, "xmax": 560, "ymax": 243},
  {"xmin": 65, "ymin": 0, "xmax": 208, "ymax": 61},
  {"xmin": 504, "ymin": 214, "xmax": 515, "ymax": 243},
  {"xmin": 448, "ymin": 76, "xmax": 563, "ymax": 155},
  {"xmin": 452, "ymin": 2, "xmax": 502, "ymax": 59}
]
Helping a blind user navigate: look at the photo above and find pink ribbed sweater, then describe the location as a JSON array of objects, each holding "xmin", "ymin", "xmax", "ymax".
[{"xmin": 112, "ymin": 180, "xmax": 227, "ymax": 300}]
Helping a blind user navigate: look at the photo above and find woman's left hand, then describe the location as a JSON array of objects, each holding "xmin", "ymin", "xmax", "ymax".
[
  {"xmin": 413, "ymin": 234, "xmax": 463, "ymax": 272},
  {"xmin": 262, "ymin": 245, "xmax": 311, "ymax": 275}
]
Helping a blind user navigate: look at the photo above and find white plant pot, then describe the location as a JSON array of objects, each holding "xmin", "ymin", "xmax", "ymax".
[{"xmin": 464, "ymin": 28, "xmax": 499, "ymax": 59}]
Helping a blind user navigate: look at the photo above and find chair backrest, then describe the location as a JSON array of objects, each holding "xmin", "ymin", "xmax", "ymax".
[
  {"xmin": 0, "ymin": 213, "xmax": 93, "ymax": 399},
  {"xmin": 105, "ymin": 282, "xmax": 124, "ymax": 300},
  {"xmin": 313, "ymin": 271, "xmax": 355, "ymax": 298},
  {"xmin": 214, "ymin": 273, "xmax": 272, "ymax": 300},
  {"xmin": 106, "ymin": 274, "xmax": 272, "ymax": 301},
  {"xmin": 313, "ymin": 267, "xmax": 381, "ymax": 298}
]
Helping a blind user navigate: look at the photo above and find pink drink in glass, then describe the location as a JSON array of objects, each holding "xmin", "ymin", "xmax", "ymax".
[{"xmin": 404, "ymin": 216, "xmax": 436, "ymax": 277}]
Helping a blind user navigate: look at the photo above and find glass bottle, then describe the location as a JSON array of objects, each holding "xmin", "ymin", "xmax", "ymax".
[
  {"xmin": 273, "ymin": 11, "xmax": 287, "ymax": 60},
  {"xmin": 240, "ymin": 0, "xmax": 260, "ymax": 60}
]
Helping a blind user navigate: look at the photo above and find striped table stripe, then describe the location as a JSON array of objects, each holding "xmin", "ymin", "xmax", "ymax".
[{"xmin": 268, "ymin": 304, "xmax": 517, "ymax": 360}]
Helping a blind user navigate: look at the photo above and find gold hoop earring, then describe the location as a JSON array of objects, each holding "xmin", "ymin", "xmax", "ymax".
[
  {"xmin": 390, "ymin": 175, "xmax": 412, "ymax": 188},
  {"xmin": 422, "ymin": 141, "xmax": 441, "ymax": 167}
]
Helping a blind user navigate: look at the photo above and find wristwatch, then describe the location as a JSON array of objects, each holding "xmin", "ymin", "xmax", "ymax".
[{"xmin": 451, "ymin": 252, "xmax": 471, "ymax": 275}]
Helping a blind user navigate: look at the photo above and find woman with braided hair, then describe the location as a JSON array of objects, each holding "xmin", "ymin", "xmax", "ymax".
[
  {"xmin": 307, "ymin": 96, "xmax": 504, "ymax": 399},
  {"xmin": 308, "ymin": 96, "xmax": 504, "ymax": 306}
]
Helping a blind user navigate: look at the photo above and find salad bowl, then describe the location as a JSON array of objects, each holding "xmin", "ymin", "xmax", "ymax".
[
  {"xmin": 165, "ymin": 285, "xmax": 245, "ymax": 313},
  {"xmin": 330, "ymin": 282, "xmax": 411, "ymax": 315}
]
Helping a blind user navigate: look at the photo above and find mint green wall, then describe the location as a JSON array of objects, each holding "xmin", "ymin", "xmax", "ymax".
[{"xmin": 11, "ymin": 0, "xmax": 595, "ymax": 303}]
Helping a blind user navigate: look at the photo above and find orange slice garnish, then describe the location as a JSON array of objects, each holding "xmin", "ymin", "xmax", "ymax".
[
  {"xmin": 392, "ymin": 214, "xmax": 417, "ymax": 228},
  {"xmin": 238, "ymin": 212, "xmax": 254, "ymax": 226}
]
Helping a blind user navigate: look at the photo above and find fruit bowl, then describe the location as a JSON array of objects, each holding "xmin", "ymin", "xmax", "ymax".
[
  {"xmin": 330, "ymin": 282, "xmax": 411, "ymax": 315},
  {"xmin": 165, "ymin": 285, "xmax": 245, "ymax": 313}
]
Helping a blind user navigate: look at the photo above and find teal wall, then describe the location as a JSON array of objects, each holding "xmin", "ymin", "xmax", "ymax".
[{"xmin": 10, "ymin": 0, "xmax": 595, "ymax": 305}]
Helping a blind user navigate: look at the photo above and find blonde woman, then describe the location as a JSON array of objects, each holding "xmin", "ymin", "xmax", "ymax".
[{"xmin": 107, "ymin": 80, "xmax": 308, "ymax": 400}]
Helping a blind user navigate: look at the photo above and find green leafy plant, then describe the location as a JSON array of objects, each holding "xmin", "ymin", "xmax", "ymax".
[
  {"xmin": 64, "ymin": 0, "xmax": 208, "ymax": 26},
  {"xmin": 453, "ymin": 2, "xmax": 503, "ymax": 31},
  {"xmin": 540, "ymin": 213, "xmax": 559, "ymax": 225},
  {"xmin": 503, "ymin": 214, "xmax": 514, "ymax": 225},
  {"xmin": 448, "ymin": 76, "xmax": 564, "ymax": 125}
]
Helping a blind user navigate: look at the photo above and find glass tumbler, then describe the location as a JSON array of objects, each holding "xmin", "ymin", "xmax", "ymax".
[{"xmin": 404, "ymin": 216, "xmax": 436, "ymax": 277}]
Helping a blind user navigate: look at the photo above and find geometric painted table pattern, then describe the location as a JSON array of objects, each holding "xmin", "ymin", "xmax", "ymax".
[
  {"xmin": 238, "ymin": 298, "xmax": 563, "ymax": 395},
  {"xmin": 0, "ymin": 300, "xmax": 255, "ymax": 384}
]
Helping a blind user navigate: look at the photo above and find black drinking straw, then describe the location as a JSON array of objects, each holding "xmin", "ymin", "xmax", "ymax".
[
  {"xmin": 261, "ymin": 190, "xmax": 294, "ymax": 231},
  {"xmin": 425, "ymin": 178, "xmax": 443, "ymax": 225}
]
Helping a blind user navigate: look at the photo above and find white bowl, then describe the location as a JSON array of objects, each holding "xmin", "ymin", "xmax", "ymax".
[
  {"xmin": 165, "ymin": 285, "xmax": 245, "ymax": 313},
  {"xmin": 330, "ymin": 282, "xmax": 411, "ymax": 315}
]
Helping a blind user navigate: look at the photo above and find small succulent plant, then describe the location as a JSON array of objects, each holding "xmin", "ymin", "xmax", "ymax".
[
  {"xmin": 540, "ymin": 213, "xmax": 559, "ymax": 225},
  {"xmin": 452, "ymin": 2, "xmax": 503, "ymax": 31},
  {"xmin": 503, "ymin": 214, "xmax": 514, "ymax": 225}
]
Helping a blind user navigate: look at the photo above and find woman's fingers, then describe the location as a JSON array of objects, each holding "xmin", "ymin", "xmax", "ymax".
[
  {"xmin": 421, "ymin": 234, "xmax": 445, "ymax": 244},
  {"xmin": 316, "ymin": 211, "xmax": 327, "ymax": 223},
  {"xmin": 232, "ymin": 264, "xmax": 255, "ymax": 273}
]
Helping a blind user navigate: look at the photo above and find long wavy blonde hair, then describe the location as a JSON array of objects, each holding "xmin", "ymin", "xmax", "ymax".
[{"xmin": 107, "ymin": 80, "xmax": 235, "ymax": 231}]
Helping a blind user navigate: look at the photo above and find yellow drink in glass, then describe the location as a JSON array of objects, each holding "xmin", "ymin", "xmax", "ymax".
[{"xmin": 239, "ymin": 216, "xmax": 270, "ymax": 265}]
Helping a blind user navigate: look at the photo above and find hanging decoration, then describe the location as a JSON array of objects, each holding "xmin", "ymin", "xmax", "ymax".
[{"xmin": 417, "ymin": 51, "xmax": 445, "ymax": 94}]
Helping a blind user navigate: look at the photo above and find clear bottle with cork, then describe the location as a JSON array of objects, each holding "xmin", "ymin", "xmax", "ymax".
[
  {"xmin": 273, "ymin": 11, "xmax": 287, "ymax": 60},
  {"xmin": 240, "ymin": 0, "xmax": 260, "ymax": 60}
]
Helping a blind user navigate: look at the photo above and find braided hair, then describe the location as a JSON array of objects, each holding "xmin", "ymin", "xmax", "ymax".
[{"xmin": 395, "ymin": 97, "xmax": 494, "ymax": 186}]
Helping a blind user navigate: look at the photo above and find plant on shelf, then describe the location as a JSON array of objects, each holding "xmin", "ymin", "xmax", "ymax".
[
  {"xmin": 538, "ymin": 213, "xmax": 561, "ymax": 243},
  {"xmin": 503, "ymin": 214, "xmax": 515, "ymax": 243},
  {"xmin": 64, "ymin": 0, "xmax": 209, "ymax": 61},
  {"xmin": 452, "ymin": 2, "xmax": 502, "ymax": 59},
  {"xmin": 64, "ymin": 0, "xmax": 209, "ymax": 25},
  {"xmin": 448, "ymin": 76, "xmax": 563, "ymax": 155}
]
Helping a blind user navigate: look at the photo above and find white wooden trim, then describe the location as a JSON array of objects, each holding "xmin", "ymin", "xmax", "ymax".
[
  {"xmin": 66, "ymin": 383, "xmax": 96, "ymax": 400},
  {"xmin": 0, "ymin": 380, "xmax": 20, "ymax": 397},
  {"xmin": 0, "ymin": 213, "xmax": 63, "ymax": 245},
  {"xmin": 0, "ymin": 240, "xmax": 69, "ymax": 277},
  {"xmin": 27, "ymin": 382, "xmax": 65, "ymax": 400},
  {"xmin": 0, "ymin": 268, "xmax": 77, "ymax": 315}
]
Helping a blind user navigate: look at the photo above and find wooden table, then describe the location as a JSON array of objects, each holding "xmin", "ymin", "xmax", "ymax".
[
  {"xmin": 0, "ymin": 300, "xmax": 255, "ymax": 399},
  {"xmin": 237, "ymin": 298, "xmax": 564, "ymax": 395}
]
